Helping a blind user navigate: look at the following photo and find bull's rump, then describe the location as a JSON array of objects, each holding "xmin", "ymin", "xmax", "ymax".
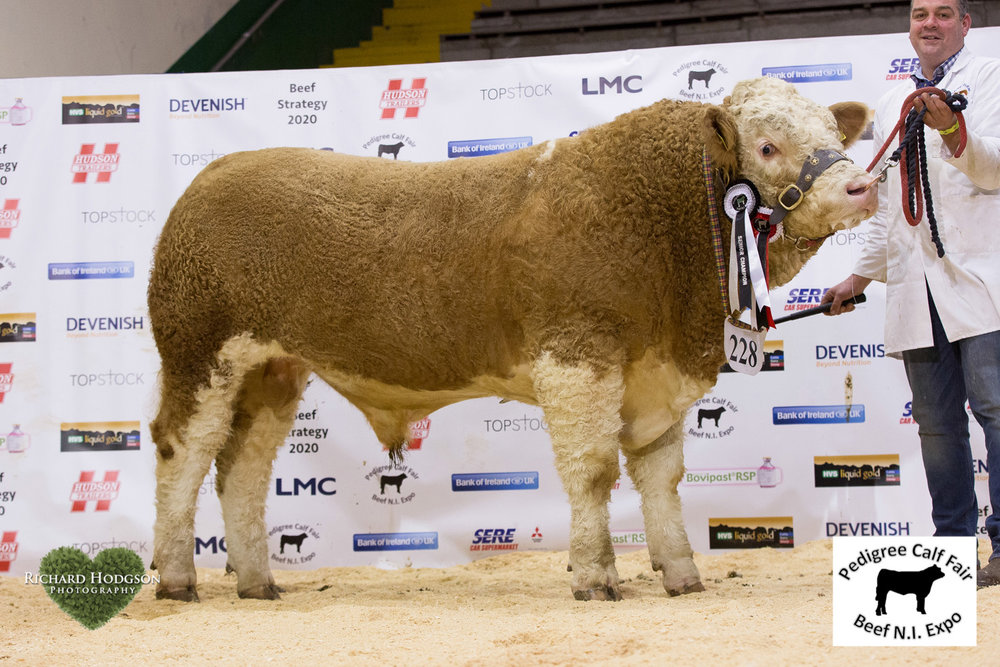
[{"xmin": 151, "ymin": 147, "xmax": 541, "ymax": 389}]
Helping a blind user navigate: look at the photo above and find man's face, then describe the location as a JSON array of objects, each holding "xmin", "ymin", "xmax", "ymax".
[{"xmin": 909, "ymin": 0, "xmax": 971, "ymax": 73}]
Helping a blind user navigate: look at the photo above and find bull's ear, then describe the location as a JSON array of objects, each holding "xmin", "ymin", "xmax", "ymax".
[
  {"xmin": 703, "ymin": 105, "xmax": 738, "ymax": 180},
  {"xmin": 829, "ymin": 101, "xmax": 871, "ymax": 148}
]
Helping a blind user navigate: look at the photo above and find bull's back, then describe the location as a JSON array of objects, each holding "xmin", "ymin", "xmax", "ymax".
[{"xmin": 150, "ymin": 147, "xmax": 536, "ymax": 389}]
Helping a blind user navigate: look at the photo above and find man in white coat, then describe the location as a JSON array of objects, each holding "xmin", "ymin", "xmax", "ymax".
[{"xmin": 824, "ymin": 0, "xmax": 1000, "ymax": 586}]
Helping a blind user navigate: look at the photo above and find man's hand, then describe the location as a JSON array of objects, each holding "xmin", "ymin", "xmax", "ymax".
[
  {"xmin": 913, "ymin": 91, "xmax": 962, "ymax": 153},
  {"xmin": 822, "ymin": 274, "xmax": 872, "ymax": 315}
]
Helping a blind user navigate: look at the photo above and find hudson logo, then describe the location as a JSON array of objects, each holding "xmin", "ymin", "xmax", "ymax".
[
  {"xmin": 709, "ymin": 516, "xmax": 793, "ymax": 549},
  {"xmin": 0, "ymin": 199, "xmax": 20, "ymax": 238},
  {"xmin": 380, "ymin": 78, "xmax": 427, "ymax": 119},
  {"xmin": 71, "ymin": 143, "xmax": 120, "ymax": 183},
  {"xmin": 686, "ymin": 396, "xmax": 737, "ymax": 439},
  {"xmin": 833, "ymin": 537, "xmax": 976, "ymax": 646},
  {"xmin": 70, "ymin": 471, "xmax": 121, "ymax": 511},
  {"xmin": 815, "ymin": 454, "xmax": 900, "ymax": 487},
  {"xmin": 0, "ymin": 313, "xmax": 35, "ymax": 342},
  {"xmin": 581, "ymin": 74, "xmax": 642, "ymax": 95},
  {"xmin": 62, "ymin": 94, "xmax": 140, "ymax": 124},
  {"xmin": 61, "ymin": 421, "xmax": 140, "ymax": 452},
  {"xmin": 0, "ymin": 362, "xmax": 13, "ymax": 403},
  {"xmin": 886, "ymin": 57, "xmax": 922, "ymax": 81},
  {"xmin": 0, "ymin": 531, "xmax": 18, "ymax": 572}
]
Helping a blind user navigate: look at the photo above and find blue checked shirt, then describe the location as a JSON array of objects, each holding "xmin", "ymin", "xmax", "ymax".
[{"xmin": 911, "ymin": 48, "xmax": 963, "ymax": 87}]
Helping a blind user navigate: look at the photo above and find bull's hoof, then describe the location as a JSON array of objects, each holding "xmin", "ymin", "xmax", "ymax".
[
  {"xmin": 155, "ymin": 586, "xmax": 200, "ymax": 602},
  {"xmin": 666, "ymin": 581, "xmax": 706, "ymax": 597},
  {"xmin": 572, "ymin": 585, "xmax": 623, "ymax": 602},
  {"xmin": 238, "ymin": 583, "xmax": 282, "ymax": 600}
]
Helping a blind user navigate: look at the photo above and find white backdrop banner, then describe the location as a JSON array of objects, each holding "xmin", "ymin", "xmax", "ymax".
[{"xmin": 2, "ymin": 27, "xmax": 998, "ymax": 576}]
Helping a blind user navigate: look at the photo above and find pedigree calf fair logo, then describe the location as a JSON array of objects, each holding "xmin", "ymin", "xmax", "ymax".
[
  {"xmin": 380, "ymin": 78, "xmax": 427, "ymax": 119},
  {"xmin": 367, "ymin": 463, "xmax": 419, "ymax": 505},
  {"xmin": 269, "ymin": 523, "xmax": 320, "ymax": 566},
  {"xmin": 71, "ymin": 143, "xmax": 120, "ymax": 183},
  {"xmin": 833, "ymin": 537, "xmax": 976, "ymax": 646},
  {"xmin": 686, "ymin": 395, "xmax": 737, "ymax": 440},
  {"xmin": 673, "ymin": 59, "xmax": 728, "ymax": 101}
]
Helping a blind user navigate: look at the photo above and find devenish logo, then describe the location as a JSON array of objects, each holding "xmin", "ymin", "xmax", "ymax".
[
  {"xmin": 70, "ymin": 470, "xmax": 120, "ymax": 511},
  {"xmin": 0, "ymin": 199, "xmax": 20, "ymax": 238},
  {"xmin": 380, "ymin": 79, "xmax": 427, "ymax": 119},
  {"xmin": 72, "ymin": 144, "xmax": 119, "ymax": 183}
]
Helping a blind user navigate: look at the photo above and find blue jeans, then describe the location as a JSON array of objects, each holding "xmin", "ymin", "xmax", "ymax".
[{"xmin": 903, "ymin": 294, "xmax": 1000, "ymax": 561}]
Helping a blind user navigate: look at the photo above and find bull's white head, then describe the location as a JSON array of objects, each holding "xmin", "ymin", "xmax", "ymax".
[{"xmin": 706, "ymin": 77, "xmax": 877, "ymax": 285}]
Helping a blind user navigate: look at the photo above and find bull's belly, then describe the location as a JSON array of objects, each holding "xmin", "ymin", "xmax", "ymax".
[
  {"xmin": 313, "ymin": 363, "xmax": 539, "ymax": 414},
  {"xmin": 619, "ymin": 351, "xmax": 714, "ymax": 450}
]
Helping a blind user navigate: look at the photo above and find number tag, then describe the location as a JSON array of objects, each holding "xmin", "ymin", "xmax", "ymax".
[{"xmin": 724, "ymin": 316, "xmax": 766, "ymax": 376}]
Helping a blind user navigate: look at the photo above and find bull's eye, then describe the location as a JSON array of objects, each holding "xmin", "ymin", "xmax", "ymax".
[{"xmin": 760, "ymin": 143, "xmax": 778, "ymax": 157}]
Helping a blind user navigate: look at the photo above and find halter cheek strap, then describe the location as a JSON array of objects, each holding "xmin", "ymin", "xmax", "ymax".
[{"xmin": 768, "ymin": 149, "xmax": 851, "ymax": 226}]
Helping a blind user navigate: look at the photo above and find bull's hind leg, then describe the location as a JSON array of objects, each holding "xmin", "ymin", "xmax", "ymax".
[
  {"xmin": 152, "ymin": 357, "xmax": 254, "ymax": 600},
  {"xmin": 215, "ymin": 357, "xmax": 309, "ymax": 599},
  {"xmin": 532, "ymin": 351, "xmax": 625, "ymax": 601},
  {"xmin": 624, "ymin": 420, "xmax": 705, "ymax": 596}
]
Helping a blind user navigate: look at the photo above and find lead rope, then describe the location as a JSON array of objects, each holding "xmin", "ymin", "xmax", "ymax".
[{"xmin": 867, "ymin": 86, "xmax": 968, "ymax": 258}]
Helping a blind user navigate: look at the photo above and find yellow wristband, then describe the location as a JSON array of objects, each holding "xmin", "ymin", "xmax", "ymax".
[{"xmin": 939, "ymin": 119, "xmax": 961, "ymax": 136}]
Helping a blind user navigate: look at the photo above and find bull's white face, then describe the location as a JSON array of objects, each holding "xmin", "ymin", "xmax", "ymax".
[{"xmin": 725, "ymin": 77, "xmax": 877, "ymax": 246}]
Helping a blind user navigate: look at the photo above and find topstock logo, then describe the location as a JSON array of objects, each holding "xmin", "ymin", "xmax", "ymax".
[
  {"xmin": 70, "ymin": 470, "xmax": 120, "ymax": 511},
  {"xmin": 0, "ymin": 199, "xmax": 20, "ymax": 239},
  {"xmin": 71, "ymin": 144, "xmax": 119, "ymax": 183},
  {"xmin": 380, "ymin": 78, "xmax": 427, "ymax": 119}
]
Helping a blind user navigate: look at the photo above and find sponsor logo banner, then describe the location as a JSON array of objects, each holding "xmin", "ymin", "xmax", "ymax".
[
  {"xmin": 451, "ymin": 471, "xmax": 539, "ymax": 491},
  {"xmin": 0, "ymin": 531, "xmax": 18, "ymax": 572},
  {"xmin": 762, "ymin": 63, "xmax": 852, "ymax": 83},
  {"xmin": 815, "ymin": 454, "xmax": 900, "ymax": 487},
  {"xmin": 833, "ymin": 537, "xmax": 976, "ymax": 646},
  {"xmin": 48, "ymin": 261, "xmax": 134, "ymax": 280},
  {"xmin": 709, "ymin": 516, "xmax": 794, "ymax": 549},
  {"xmin": 353, "ymin": 532, "xmax": 438, "ymax": 551},
  {"xmin": 0, "ymin": 313, "xmax": 36, "ymax": 342},
  {"xmin": 0, "ymin": 199, "xmax": 20, "ymax": 238},
  {"xmin": 62, "ymin": 95, "xmax": 140, "ymax": 124},
  {"xmin": 61, "ymin": 422, "xmax": 140, "ymax": 452},
  {"xmin": 773, "ymin": 404, "xmax": 865, "ymax": 425},
  {"xmin": 448, "ymin": 136, "xmax": 532, "ymax": 159}
]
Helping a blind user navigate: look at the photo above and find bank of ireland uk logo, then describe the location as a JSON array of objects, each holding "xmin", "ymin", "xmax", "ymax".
[
  {"xmin": 71, "ymin": 143, "xmax": 120, "ymax": 183},
  {"xmin": 833, "ymin": 537, "xmax": 976, "ymax": 646},
  {"xmin": 379, "ymin": 78, "xmax": 427, "ymax": 119},
  {"xmin": 70, "ymin": 471, "xmax": 120, "ymax": 511}
]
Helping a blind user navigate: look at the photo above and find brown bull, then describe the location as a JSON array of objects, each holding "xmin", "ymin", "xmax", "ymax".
[{"xmin": 148, "ymin": 77, "xmax": 876, "ymax": 601}]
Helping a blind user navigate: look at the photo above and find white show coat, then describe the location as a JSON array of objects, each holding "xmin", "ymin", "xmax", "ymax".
[{"xmin": 854, "ymin": 49, "xmax": 1000, "ymax": 357}]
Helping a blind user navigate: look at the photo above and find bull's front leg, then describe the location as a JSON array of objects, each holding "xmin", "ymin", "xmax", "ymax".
[
  {"xmin": 532, "ymin": 351, "xmax": 625, "ymax": 601},
  {"xmin": 624, "ymin": 419, "xmax": 705, "ymax": 596}
]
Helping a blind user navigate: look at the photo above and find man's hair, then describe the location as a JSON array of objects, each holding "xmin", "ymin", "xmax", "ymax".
[{"xmin": 912, "ymin": 0, "xmax": 970, "ymax": 17}]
